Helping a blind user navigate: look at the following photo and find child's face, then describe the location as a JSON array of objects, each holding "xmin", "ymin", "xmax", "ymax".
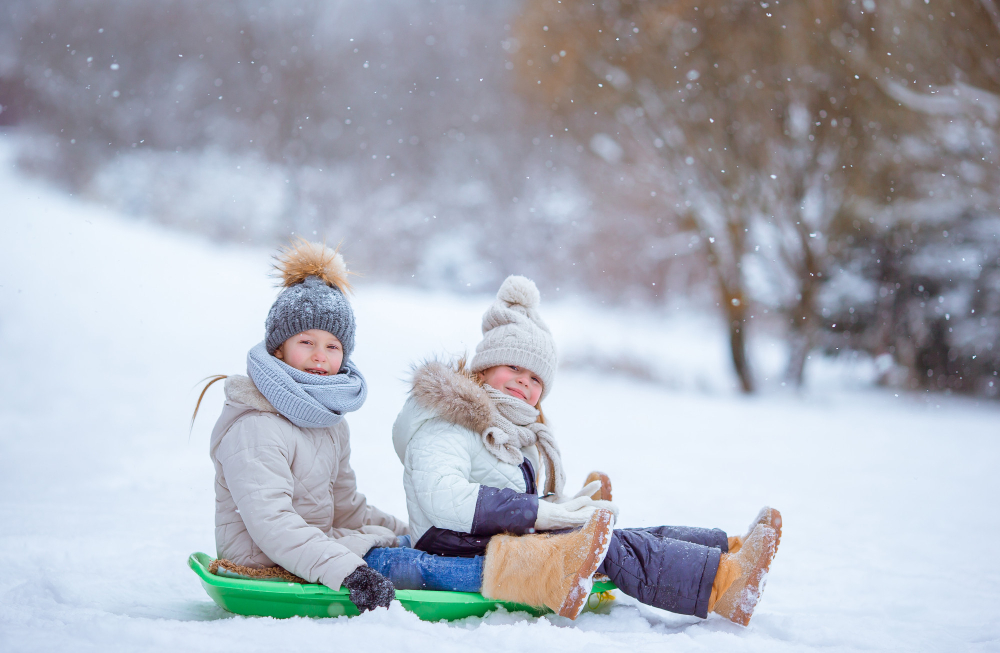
[
  {"xmin": 274, "ymin": 329, "xmax": 344, "ymax": 376},
  {"xmin": 478, "ymin": 365, "xmax": 544, "ymax": 407}
]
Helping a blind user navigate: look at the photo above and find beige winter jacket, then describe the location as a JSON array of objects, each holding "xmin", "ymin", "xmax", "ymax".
[{"xmin": 210, "ymin": 375, "xmax": 408, "ymax": 590}]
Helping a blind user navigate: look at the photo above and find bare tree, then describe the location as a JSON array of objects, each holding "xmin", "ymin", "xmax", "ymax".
[{"xmin": 512, "ymin": 0, "xmax": 995, "ymax": 390}]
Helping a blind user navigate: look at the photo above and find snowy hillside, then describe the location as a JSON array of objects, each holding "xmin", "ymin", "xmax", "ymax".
[{"xmin": 1, "ymin": 140, "xmax": 998, "ymax": 652}]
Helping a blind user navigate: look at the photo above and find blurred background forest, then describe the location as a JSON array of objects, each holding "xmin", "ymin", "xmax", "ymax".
[{"xmin": 1, "ymin": 0, "xmax": 997, "ymax": 397}]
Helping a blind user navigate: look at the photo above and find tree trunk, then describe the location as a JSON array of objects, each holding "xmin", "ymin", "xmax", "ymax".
[
  {"xmin": 704, "ymin": 222, "xmax": 755, "ymax": 394},
  {"xmin": 785, "ymin": 329, "xmax": 810, "ymax": 387},
  {"xmin": 784, "ymin": 288, "xmax": 817, "ymax": 387},
  {"xmin": 784, "ymin": 219, "xmax": 823, "ymax": 387},
  {"xmin": 726, "ymin": 299, "xmax": 755, "ymax": 393}
]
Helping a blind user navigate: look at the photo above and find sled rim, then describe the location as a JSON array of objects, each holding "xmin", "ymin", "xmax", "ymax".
[{"xmin": 189, "ymin": 552, "xmax": 615, "ymax": 621}]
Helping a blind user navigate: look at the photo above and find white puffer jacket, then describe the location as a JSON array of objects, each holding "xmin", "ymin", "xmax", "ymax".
[
  {"xmin": 211, "ymin": 375, "xmax": 408, "ymax": 589},
  {"xmin": 391, "ymin": 361, "xmax": 541, "ymax": 544}
]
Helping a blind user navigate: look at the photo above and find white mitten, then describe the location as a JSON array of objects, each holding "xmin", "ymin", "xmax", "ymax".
[
  {"xmin": 588, "ymin": 499, "xmax": 620, "ymax": 520},
  {"xmin": 542, "ymin": 486, "xmax": 620, "ymax": 515},
  {"xmin": 535, "ymin": 496, "xmax": 606, "ymax": 530},
  {"xmin": 549, "ymin": 480, "xmax": 603, "ymax": 503}
]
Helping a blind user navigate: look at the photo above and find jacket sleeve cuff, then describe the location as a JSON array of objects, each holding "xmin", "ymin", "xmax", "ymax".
[
  {"xmin": 335, "ymin": 533, "xmax": 382, "ymax": 559},
  {"xmin": 469, "ymin": 486, "xmax": 539, "ymax": 536},
  {"xmin": 318, "ymin": 553, "xmax": 367, "ymax": 591}
]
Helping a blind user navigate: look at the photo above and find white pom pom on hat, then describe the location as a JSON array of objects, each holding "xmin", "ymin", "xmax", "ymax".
[
  {"xmin": 496, "ymin": 275, "xmax": 541, "ymax": 312},
  {"xmin": 471, "ymin": 275, "xmax": 558, "ymax": 399}
]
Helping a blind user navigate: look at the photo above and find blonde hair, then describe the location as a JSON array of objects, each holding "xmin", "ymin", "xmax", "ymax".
[{"xmin": 190, "ymin": 374, "xmax": 228, "ymax": 431}]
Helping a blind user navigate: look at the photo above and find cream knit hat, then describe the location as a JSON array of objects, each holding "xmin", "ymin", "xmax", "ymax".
[{"xmin": 470, "ymin": 275, "xmax": 557, "ymax": 399}]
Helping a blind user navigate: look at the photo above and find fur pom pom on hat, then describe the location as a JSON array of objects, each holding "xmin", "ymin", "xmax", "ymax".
[
  {"xmin": 470, "ymin": 275, "xmax": 557, "ymax": 399},
  {"xmin": 264, "ymin": 239, "xmax": 357, "ymax": 362},
  {"xmin": 275, "ymin": 239, "xmax": 353, "ymax": 293}
]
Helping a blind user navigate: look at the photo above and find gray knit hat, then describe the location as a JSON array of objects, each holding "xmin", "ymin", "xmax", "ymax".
[
  {"xmin": 264, "ymin": 240, "xmax": 356, "ymax": 363},
  {"xmin": 470, "ymin": 275, "xmax": 557, "ymax": 399}
]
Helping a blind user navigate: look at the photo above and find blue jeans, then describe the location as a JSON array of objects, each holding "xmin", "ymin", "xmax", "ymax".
[
  {"xmin": 363, "ymin": 536, "xmax": 484, "ymax": 592},
  {"xmin": 367, "ymin": 525, "xmax": 726, "ymax": 613}
]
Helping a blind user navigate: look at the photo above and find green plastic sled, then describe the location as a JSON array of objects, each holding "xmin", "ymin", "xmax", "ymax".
[{"xmin": 189, "ymin": 552, "xmax": 616, "ymax": 621}]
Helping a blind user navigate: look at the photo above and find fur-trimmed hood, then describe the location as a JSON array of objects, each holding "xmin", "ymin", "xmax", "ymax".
[
  {"xmin": 391, "ymin": 360, "xmax": 493, "ymax": 463},
  {"xmin": 411, "ymin": 360, "xmax": 493, "ymax": 432},
  {"xmin": 391, "ymin": 359, "xmax": 543, "ymax": 543},
  {"xmin": 224, "ymin": 375, "xmax": 278, "ymax": 413}
]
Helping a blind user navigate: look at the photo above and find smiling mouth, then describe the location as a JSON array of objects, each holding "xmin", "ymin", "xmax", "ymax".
[
  {"xmin": 507, "ymin": 387, "xmax": 527, "ymax": 400},
  {"xmin": 305, "ymin": 368, "xmax": 329, "ymax": 375}
]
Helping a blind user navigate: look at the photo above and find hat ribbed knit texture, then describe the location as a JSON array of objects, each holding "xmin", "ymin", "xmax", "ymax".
[
  {"xmin": 265, "ymin": 276, "xmax": 356, "ymax": 361},
  {"xmin": 470, "ymin": 275, "xmax": 557, "ymax": 399}
]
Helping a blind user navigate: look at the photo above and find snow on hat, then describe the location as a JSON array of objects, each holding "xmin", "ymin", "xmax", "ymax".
[
  {"xmin": 264, "ymin": 239, "xmax": 356, "ymax": 363},
  {"xmin": 470, "ymin": 275, "xmax": 557, "ymax": 399}
]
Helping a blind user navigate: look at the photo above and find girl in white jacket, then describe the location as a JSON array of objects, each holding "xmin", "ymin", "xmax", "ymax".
[
  {"xmin": 393, "ymin": 276, "xmax": 782, "ymax": 624},
  {"xmin": 197, "ymin": 240, "xmax": 409, "ymax": 612}
]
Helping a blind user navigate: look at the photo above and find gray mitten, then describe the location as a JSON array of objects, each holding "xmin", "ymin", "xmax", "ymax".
[{"xmin": 342, "ymin": 566, "xmax": 395, "ymax": 612}]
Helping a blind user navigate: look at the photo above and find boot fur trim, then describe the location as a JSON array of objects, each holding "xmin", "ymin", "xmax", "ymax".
[{"xmin": 482, "ymin": 509, "xmax": 615, "ymax": 619}]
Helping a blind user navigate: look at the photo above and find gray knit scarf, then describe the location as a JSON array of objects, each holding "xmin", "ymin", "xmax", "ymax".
[
  {"xmin": 246, "ymin": 342, "xmax": 367, "ymax": 429},
  {"xmin": 481, "ymin": 385, "xmax": 566, "ymax": 497}
]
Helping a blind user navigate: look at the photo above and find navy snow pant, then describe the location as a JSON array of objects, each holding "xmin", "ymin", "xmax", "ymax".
[
  {"xmin": 597, "ymin": 526, "xmax": 728, "ymax": 618},
  {"xmin": 390, "ymin": 528, "xmax": 729, "ymax": 619}
]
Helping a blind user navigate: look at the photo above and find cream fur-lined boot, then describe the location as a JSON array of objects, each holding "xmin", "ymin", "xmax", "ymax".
[
  {"xmin": 709, "ymin": 524, "xmax": 778, "ymax": 626},
  {"xmin": 482, "ymin": 508, "xmax": 615, "ymax": 619},
  {"xmin": 728, "ymin": 506, "xmax": 782, "ymax": 555}
]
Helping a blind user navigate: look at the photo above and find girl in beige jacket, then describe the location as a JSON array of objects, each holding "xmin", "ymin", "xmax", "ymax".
[{"xmin": 198, "ymin": 240, "xmax": 408, "ymax": 612}]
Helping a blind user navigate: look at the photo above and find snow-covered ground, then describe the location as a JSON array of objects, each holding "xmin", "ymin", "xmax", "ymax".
[{"xmin": 1, "ymin": 139, "xmax": 999, "ymax": 652}]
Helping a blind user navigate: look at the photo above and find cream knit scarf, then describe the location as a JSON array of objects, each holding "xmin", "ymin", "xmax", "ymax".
[{"xmin": 481, "ymin": 385, "xmax": 566, "ymax": 497}]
